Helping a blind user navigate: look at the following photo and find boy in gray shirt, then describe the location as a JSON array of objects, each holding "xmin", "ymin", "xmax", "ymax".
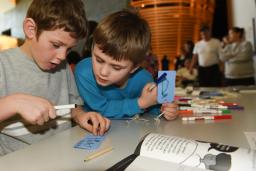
[{"xmin": 0, "ymin": 0, "xmax": 110, "ymax": 156}]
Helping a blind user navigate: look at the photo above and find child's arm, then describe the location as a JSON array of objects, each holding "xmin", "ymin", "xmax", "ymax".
[
  {"xmin": 0, "ymin": 93, "xmax": 56, "ymax": 124},
  {"xmin": 71, "ymin": 106, "xmax": 110, "ymax": 136},
  {"xmin": 75, "ymin": 76, "xmax": 150, "ymax": 118}
]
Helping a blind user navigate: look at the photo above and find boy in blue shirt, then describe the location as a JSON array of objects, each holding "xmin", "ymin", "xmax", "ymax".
[{"xmin": 75, "ymin": 10, "xmax": 177, "ymax": 120}]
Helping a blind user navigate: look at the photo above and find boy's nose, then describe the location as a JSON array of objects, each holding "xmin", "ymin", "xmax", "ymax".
[
  {"xmin": 56, "ymin": 51, "xmax": 67, "ymax": 61},
  {"xmin": 100, "ymin": 65, "xmax": 110, "ymax": 76}
]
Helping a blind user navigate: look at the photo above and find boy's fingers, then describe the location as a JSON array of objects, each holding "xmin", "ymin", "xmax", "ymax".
[
  {"xmin": 83, "ymin": 121, "xmax": 93, "ymax": 133},
  {"xmin": 161, "ymin": 103, "xmax": 178, "ymax": 112},
  {"xmin": 162, "ymin": 102, "xmax": 177, "ymax": 107},
  {"xmin": 105, "ymin": 118, "xmax": 111, "ymax": 130},
  {"xmin": 39, "ymin": 107, "xmax": 49, "ymax": 123},
  {"xmin": 147, "ymin": 83, "xmax": 156, "ymax": 91},
  {"xmin": 162, "ymin": 107, "xmax": 177, "ymax": 113},
  {"xmin": 96, "ymin": 116, "xmax": 103, "ymax": 135},
  {"xmin": 146, "ymin": 82, "xmax": 154, "ymax": 87},
  {"xmin": 36, "ymin": 117, "xmax": 45, "ymax": 125},
  {"xmin": 98, "ymin": 115, "xmax": 109, "ymax": 135},
  {"xmin": 165, "ymin": 115, "xmax": 177, "ymax": 121},
  {"xmin": 43, "ymin": 112, "xmax": 49, "ymax": 122},
  {"xmin": 164, "ymin": 112, "xmax": 178, "ymax": 120},
  {"xmin": 161, "ymin": 103, "xmax": 178, "ymax": 121},
  {"xmin": 49, "ymin": 106, "xmax": 57, "ymax": 119},
  {"xmin": 89, "ymin": 115, "xmax": 100, "ymax": 135}
]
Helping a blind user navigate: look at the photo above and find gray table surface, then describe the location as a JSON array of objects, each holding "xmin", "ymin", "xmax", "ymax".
[{"xmin": 0, "ymin": 92, "xmax": 255, "ymax": 171}]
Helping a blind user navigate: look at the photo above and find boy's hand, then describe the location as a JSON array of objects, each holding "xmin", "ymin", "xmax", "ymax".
[
  {"xmin": 73, "ymin": 109, "xmax": 110, "ymax": 136},
  {"xmin": 161, "ymin": 103, "xmax": 178, "ymax": 120},
  {"xmin": 11, "ymin": 93, "xmax": 56, "ymax": 125},
  {"xmin": 138, "ymin": 83, "xmax": 158, "ymax": 109}
]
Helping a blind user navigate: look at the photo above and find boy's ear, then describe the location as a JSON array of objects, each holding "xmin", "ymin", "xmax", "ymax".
[
  {"xmin": 130, "ymin": 65, "xmax": 140, "ymax": 74},
  {"xmin": 23, "ymin": 18, "xmax": 37, "ymax": 39}
]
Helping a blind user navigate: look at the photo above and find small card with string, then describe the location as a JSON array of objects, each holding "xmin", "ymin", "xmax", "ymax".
[
  {"xmin": 154, "ymin": 71, "xmax": 176, "ymax": 122},
  {"xmin": 157, "ymin": 71, "xmax": 176, "ymax": 104}
]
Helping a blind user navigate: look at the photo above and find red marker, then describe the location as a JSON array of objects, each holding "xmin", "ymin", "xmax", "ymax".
[
  {"xmin": 219, "ymin": 102, "xmax": 238, "ymax": 106},
  {"xmin": 182, "ymin": 115, "xmax": 232, "ymax": 121}
]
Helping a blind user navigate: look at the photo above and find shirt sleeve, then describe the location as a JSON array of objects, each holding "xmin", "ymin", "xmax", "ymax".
[
  {"xmin": 75, "ymin": 65, "xmax": 146, "ymax": 118},
  {"xmin": 219, "ymin": 44, "xmax": 237, "ymax": 61},
  {"xmin": 220, "ymin": 42, "xmax": 252, "ymax": 62}
]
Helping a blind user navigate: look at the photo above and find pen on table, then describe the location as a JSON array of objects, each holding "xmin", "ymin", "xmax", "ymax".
[
  {"xmin": 182, "ymin": 114, "xmax": 232, "ymax": 121},
  {"xmin": 149, "ymin": 72, "xmax": 167, "ymax": 91},
  {"xmin": 54, "ymin": 104, "xmax": 77, "ymax": 110},
  {"xmin": 84, "ymin": 147, "xmax": 113, "ymax": 162}
]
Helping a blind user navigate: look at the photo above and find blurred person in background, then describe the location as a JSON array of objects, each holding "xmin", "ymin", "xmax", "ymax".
[
  {"xmin": 220, "ymin": 27, "xmax": 255, "ymax": 86},
  {"xmin": 190, "ymin": 25, "xmax": 221, "ymax": 87}
]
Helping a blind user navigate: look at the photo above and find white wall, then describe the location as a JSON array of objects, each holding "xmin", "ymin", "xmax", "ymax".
[
  {"xmin": 0, "ymin": 0, "xmax": 129, "ymax": 39},
  {"xmin": 231, "ymin": 0, "xmax": 256, "ymax": 51},
  {"xmin": 0, "ymin": 0, "xmax": 129, "ymax": 54}
]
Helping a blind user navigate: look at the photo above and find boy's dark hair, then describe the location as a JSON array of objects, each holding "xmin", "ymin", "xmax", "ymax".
[
  {"xmin": 26, "ymin": 0, "xmax": 87, "ymax": 39},
  {"xmin": 82, "ymin": 20, "xmax": 98, "ymax": 57},
  {"xmin": 93, "ymin": 9, "xmax": 151, "ymax": 65},
  {"xmin": 66, "ymin": 51, "xmax": 81, "ymax": 64}
]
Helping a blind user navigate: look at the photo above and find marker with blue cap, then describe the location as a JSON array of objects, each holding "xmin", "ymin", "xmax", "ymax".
[{"xmin": 149, "ymin": 72, "xmax": 167, "ymax": 91}]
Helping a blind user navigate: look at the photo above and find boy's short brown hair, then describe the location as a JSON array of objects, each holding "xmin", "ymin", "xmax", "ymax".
[
  {"xmin": 93, "ymin": 9, "xmax": 151, "ymax": 65},
  {"xmin": 26, "ymin": 0, "xmax": 87, "ymax": 39}
]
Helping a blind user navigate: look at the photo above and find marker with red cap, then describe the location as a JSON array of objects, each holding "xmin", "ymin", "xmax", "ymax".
[{"xmin": 182, "ymin": 114, "xmax": 232, "ymax": 121}]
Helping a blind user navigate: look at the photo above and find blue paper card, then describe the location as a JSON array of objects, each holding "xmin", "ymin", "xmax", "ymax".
[
  {"xmin": 74, "ymin": 134, "xmax": 105, "ymax": 150},
  {"xmin": 157, "ymin": 71, "xmax": 176, "ymax": 104}
]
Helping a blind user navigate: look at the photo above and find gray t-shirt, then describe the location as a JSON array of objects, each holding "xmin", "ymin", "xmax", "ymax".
[
  {"xmin": 0, "ymin": 47, "xmax": 83, "ymax": 141},
  {"xmin": 220, "ymin": 41, "xmax": 254, "ymax": 79}
]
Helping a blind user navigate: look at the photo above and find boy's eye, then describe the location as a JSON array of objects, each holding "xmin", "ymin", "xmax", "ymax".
[
  {"xmin": 96, "ymin": 57, "xmax": 104, "ymax": 63},
  {"xmin": 52, "ymin": 44, "xmax": 60, "ymax": 48},
  {"xmin": 113, "ymin": 67, "xmax": 122, "ymax": 71}
]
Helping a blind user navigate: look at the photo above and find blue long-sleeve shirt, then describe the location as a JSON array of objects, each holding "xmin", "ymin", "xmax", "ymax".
[{"xmin": 75, "ymin": 58, "xmax": 159, "ymax": 118}]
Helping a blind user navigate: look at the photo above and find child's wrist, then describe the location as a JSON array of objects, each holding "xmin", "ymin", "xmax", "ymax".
[
  {"xmin": 138, "ymin": 97, "xmax": 148, "ymax": 109},
  {"xmin": 71, "ymin": 108, "xmax": 84, "ymax": 124}
]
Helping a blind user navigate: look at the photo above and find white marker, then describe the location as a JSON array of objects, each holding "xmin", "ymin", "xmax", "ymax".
[
  {"xmin": 54, "ymin": 104, "xmax": 77, "ymax": 110},
  {"xmin": 55, "ymin": 104, "xmax": 77, "ymax": 116}
]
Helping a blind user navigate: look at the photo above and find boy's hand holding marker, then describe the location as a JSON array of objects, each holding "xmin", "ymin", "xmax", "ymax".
[
  {"xmin": 138, "ymin": 73, "xmax": 168, "ymax": 109},
  {"xmin": 12, "ymin": 93, "xmax": 57, "ymax": 126},
  {"xmin": 138, "ymin": 83, "xmax": 158, "ymax": 109}
]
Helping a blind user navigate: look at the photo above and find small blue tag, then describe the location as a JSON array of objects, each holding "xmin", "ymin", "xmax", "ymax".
[
  {"xmin": 157, "ymin": 71, "xmax": 176, "ymax": 103},
  {"xmin": 74, "ymin": 134, "xmax": 105, "ymax": 150}
]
